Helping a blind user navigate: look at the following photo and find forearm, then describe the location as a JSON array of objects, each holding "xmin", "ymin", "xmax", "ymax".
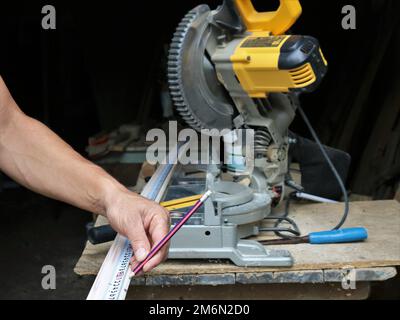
[
  {"xmin": 0, "ymin": 94, "xmax": 123, "ymax": 215},
  {"xmin": 0, "ymin": 76, "xmax": 170, "ymax": 270}
]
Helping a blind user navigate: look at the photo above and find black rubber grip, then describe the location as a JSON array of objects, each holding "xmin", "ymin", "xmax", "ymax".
[{"xmin": 87, "ymin": 224, "xmax": 117, "ymax": 245}]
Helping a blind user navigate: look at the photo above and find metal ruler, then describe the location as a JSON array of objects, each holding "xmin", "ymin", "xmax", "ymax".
[{"xmin": 87, "ymin": 144, "xmax": 186, "ymax": 300}]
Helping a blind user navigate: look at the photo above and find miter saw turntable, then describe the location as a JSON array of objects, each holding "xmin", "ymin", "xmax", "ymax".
[{"xmin": 164, "ymin": 0, "xmax": 328, "ymax": 267}]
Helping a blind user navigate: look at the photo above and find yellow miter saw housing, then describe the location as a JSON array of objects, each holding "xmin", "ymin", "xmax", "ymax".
[
  {"xmin": 229, "ymin": 34, "xmax": 327, "ymax": 97},
  {"xmin": 224, "ymin": 1, "xmax": 327, "ymax": 98}
]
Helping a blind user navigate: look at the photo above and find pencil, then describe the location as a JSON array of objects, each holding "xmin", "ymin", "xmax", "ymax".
[{"xmin": 130, "ymin": 190, "xmax": 212, "ymax": 277}]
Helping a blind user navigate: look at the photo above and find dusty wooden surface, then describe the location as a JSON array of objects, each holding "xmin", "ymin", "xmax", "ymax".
[
  {"xmin": 126, "ymin": 283, "xmax": 371, "ymax": 300},
  {"xmin": 75, "ymin": 200, "xmax": 400, "ymax": 279},
  {"xmin": 126, "ymin": 267, "xmax": 396, "ymax": 287}
]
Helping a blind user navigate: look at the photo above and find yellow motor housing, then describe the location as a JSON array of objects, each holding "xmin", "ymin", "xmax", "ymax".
[{"xmin": 231, "ymin": 34, "xmax": 328, "ymax": 98}]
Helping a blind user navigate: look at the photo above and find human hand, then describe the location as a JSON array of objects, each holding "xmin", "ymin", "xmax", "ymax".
[{"xmin": 104, "ymin": 188, "xmax": 170, "ymax": 273}]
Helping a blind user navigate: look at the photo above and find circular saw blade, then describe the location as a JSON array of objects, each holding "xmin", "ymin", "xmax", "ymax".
[{"xmin": 167, "ymin": 5, "xmax": 235, "ymax": 133}]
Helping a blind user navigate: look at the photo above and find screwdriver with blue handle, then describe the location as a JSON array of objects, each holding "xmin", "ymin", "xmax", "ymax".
[{"xmin": 260, "ymin": 227, "xmax": 368, "ymax": 245}]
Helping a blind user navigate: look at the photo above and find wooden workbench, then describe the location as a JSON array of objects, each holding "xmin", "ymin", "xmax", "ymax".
[{"xmin": 75, "ymin": 199, "xmax": 400, "ymax": 299}]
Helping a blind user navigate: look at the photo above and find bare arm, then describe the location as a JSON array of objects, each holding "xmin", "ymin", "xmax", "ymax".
[{"xmin": 0, "ymin": 76, "xmax": 169, "ymax": 272}]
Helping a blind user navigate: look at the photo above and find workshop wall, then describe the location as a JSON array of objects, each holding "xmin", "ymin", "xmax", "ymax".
[{"xmin": 0, "ymin": 0, "xmax": 399, "ymax": 198}]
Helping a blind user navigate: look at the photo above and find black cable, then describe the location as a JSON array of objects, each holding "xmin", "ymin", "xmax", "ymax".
[
  {"xmin": 260, "ymin": 94, "xmax": 350, "ymax": 243},
  {"xmin": 259, "ymin": 192, "xmax": 301, "ymax": 239},
  {"xmin": 292, "ymin": 93, "xmax": 349, "ymax": 230}
]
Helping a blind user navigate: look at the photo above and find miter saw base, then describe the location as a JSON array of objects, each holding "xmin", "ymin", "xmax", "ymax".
[
  {"xmin": 164, "ymin": 164, "xmax": 293, "ymax": 267},
  {"xmin": 169, "ymin": 227, "xmax": 293, "ymax": 267}
]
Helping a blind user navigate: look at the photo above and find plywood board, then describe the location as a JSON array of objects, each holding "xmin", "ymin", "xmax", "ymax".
[{"xmin": 74, "ymin": 200, "xmax": 400, "ymax": 276}]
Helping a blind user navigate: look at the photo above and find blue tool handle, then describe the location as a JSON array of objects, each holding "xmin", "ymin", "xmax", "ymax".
[{"xmin": 309, "ymin": 228, "xmax": 368, "ymax": 244}]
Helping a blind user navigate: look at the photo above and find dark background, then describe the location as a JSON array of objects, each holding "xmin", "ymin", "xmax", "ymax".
[
  {"xmin": 0, "ymin": 0, "xmax": 399, "ymax": 299},
  {"xmin": 1, "ymin": 0, "xmax": 399, "ymax": 198}
]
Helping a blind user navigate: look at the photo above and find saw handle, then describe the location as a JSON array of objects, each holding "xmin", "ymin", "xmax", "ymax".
[{"xmin": 234, "ymin": 0, "xmax": 302, "ymax": 34}]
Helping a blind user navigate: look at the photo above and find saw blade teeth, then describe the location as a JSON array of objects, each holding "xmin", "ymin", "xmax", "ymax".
[
  {"xmin": 168, "ymin": 76, "xmax": 179, "ymax": 81},
  {"xmin": 172, "ymin": 31, "xmax": 185, "ymax": 37},
  {"xmin": 171, "ymin": 92, "xmax": 183, "ymax": 97},
  {"xmin": 167, "ymin": 55, "xmax": 179, "ymax": 61},
  {"xmin": 168, "ymin": 49, "xmax": 180, "ymax": 55},
  {"xmin": 167, "ymin": 66, "xmax": 179, "ymax": 72},
  {"xmin": 166, "ymin": 6, "xmax": 209, "ymax": 133},
  {"xmin": 167, "ymin": 73, "xmax": 179, "ymax": 79},
  {"xmin": 171, "ymin": 37, "xmax": 183, "ymax": 43}
]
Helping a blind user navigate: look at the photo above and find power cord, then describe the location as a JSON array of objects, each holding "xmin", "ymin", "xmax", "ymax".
[
  {"xmin": 294, "ymin": 93, "xmax": 349, "ymax": 230},
  {"xmin": 261, "ymin": 192, "xmax": 300, "ymax": 239},
  {"xmin": 259, "ymin": 93, "xmax": 350, "ymax": 242}
]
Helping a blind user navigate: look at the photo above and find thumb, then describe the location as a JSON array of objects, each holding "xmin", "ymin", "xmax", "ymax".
[{"xmin": 126, "ymin": 223, "xmax": 151, "ymax": 262}]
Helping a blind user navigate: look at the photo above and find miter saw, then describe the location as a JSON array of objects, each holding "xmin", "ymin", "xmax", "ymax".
[{"xmin": 164, "ymin": 0, "xmax": 328, "ymax": 267}]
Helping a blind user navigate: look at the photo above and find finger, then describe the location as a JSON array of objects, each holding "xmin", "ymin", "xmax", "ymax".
[
  {"xmin": 144, "ymin": 212, "xmax": 171, "ymax": 272},
  {"xmin": 127, "ymin": 222, "xmax": 151, "ymax": 262},
  {"xmin": 142, "ymin": 239, "xmax": 170, "ymax": 272},
  {"xmin": 130, "ymin": 269, "xmax": 144, "ymax": 277},
  {"xmin": 150, "ymin": 210, "xmax": 170, "ymax": 247},
  {"xmin": 143, "ymin": 250, "xmax": 167, "ymax": 273},
  {"xmin": 129, "ymin": 259, "xmax": 144, "ymax": 277},
  {"xmin": 129, "ymin": 247, "xmax": 159, "ymax": 275}
]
